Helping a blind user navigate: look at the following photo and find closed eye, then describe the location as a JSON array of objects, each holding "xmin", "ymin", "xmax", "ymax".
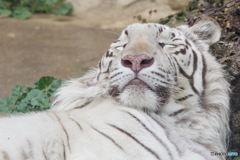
[{"xmin": 166, "ymin": 44, "xmax": 178, "ymax": 48}]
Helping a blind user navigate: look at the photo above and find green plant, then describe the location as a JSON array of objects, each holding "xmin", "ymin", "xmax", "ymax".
[
  {"xmin": 0, "ymin": 76, "xmax": 64, "ymax": 113},
  {"xmin": 0, "ymin": 0, "xmax": 72, "ymax": 19}
]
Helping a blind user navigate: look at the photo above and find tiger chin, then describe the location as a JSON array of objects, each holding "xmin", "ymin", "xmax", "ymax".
[{"xmin": 0, "ymin": 17, "xmax": 230, "ymax": 160}]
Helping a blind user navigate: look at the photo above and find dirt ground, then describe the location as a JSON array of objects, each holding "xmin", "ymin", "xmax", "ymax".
[{"xmin": 0, "ymin": 15, "xmax": 120, "ymax": 99}]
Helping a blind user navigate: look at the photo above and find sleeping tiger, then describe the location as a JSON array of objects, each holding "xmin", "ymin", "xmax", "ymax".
[{"xmin": 0, "ymin": 17, "xmax": 230, "ymax": 160}]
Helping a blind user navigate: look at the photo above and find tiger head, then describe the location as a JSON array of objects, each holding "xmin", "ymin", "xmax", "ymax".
[{"xmin": 95, "ymin": 17, "xmax": 222, "ymax": 114}]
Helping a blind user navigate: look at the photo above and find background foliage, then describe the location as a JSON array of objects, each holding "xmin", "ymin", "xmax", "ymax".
[
  {"xmin": 0, "ymin": 77, "xmax": 63, "ymax": 113},
  {"xmin": 0, "ymin": 0, "xmax": 72, "ymax": 19}
]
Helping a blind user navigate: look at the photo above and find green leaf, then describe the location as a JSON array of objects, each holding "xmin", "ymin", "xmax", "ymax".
[
  {"xmin": 20, "ymin": 89, "xmax": 50, "ymax": 110},
  {"xmin": 12, "ymin": 7, "xmax": 31, "ymax": 19},
  {"xmin": 54, "ymin": 2, "xmax": 72, "ymax": 16},
  {"xmin": 35, "ymin": 76, "xmax": 55, "ymax": 90},
  {"xmin": 48, "ymin": 79, "xmax": 64, "ymax": 93},
  {"xmin": 14, "ymin": 103, "xmax": 29, "ymax": 113},
  {"xmin": 0, "ymin": 9, "xmax": 11, "ymax": 16},
  {"xmin": 23, "ymin": 89, "xmax": 44, "ymax": 100},
  {"xmin": 11, "ymin": 85, "xmax": 26, "ymax": 99},
  {"xmin": 0, "ymin": 97, "xmax": 15, "ymax": 113},
  {"xmin": 32, "ymin": 97, "xmax": 51, "ymax": 109}
]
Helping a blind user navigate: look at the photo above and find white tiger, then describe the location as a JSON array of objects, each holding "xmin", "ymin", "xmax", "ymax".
[{"xmin": 0, "ymin": 17, "xmax": 230, "ymax": 160}]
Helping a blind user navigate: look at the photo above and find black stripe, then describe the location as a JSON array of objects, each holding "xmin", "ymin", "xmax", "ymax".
[
  {"xmin": 27, "ymin": 139, "xmax": 33, "ymax": 159},
  {"xmin": 1, "ymin": 150, "xmax": 10, "ymax": 160},
  {"xmin": 106, "ymin": 51, "xmax": 113, "ymax": 57},
  {"xmin": 54, "ymin": 114, "xmax": 71, "ymax": 152},
  {"xmin": 97, "ymin": 60, "xmax": 102, "ymax": 80},
  {"xmin": 169, "ymin": 109, "xmax": 185, "ymax": 116},
  {"xmin": 159, "ymin": 42, "xmax": 165, "ymax": 48},
  {"xmin": 108, "ymin": 124, "xmax": 162, "ymax": 160},
  {"xmin": 174, "ymin": 48, "xmax": 186, "ymax": 55},
  {"xmin": 159, "ymin": 27, "xmax": 163, "ymax": 32},
  {"xmin": 92, "ymin": 126, "xmax": 125, "ymax": 152},
  {"xmin": 123, "ymin": 111, "xmax": 173, "ymax": 160},
  {"xmin": 69, "ymin": 117, "xmax": 83, "ymax": 131},
  {"xmin": 42, "ymin": 147, "xmax": 47, "ymax": 160},
  {"xmin": 96, "ymin": 72, "xmax": 101, "ymax": 81},
  {"xmin": 190, "ymin": 50, "xmax": 199, "ymax": 95},
  {"xmin": 109, "ymin": 78, "xmax": 121, "ymax": 84},
  {"xmin": 158, "ymin": 67, "xmax": 170, "ymax": 74},
  {"xmin": 166, "ymin": 53, "xmax": 174, "ymax": 68},
  {"xmin": 172, "ymin": 38, "xmax": 181, "ymax": 41},
  {"xmin": 176, "ymin": 51, "xmax": 199, "ymax": 95},
  {"xmin": 187, "ymin": 53, "xmax": 191, "ymax": 66},
  {"xmin": 141, "ymin": 74, "xmax": 171, "ymax": 85},
  {"xmin": 171, "ymin": 33, "xmax": 176, "ymax": 39},
  {"xmin": 109, "ymin": 72, "xmax": 123, "ymax": 79},
  {"xmin": 125, "ymin": 30, "xmax": 128, "ymax": 36},
  {"xmin": 192, "ymin": 50, "xmax": 198, "ymax": 74},
  {"xmin": 201, "ymin": 54, "xmax": 207, "ymax": 94},
  {"xmin": 98, "ymin": 60, "xmax": 102, "ymax": 70},
  {"xmin": 74, "ymin": 99, "xmax": 92, "ymax": 109},
  {"xmin": 62, "ymin": 139, "xmax": 66, "ymax": 160},
  {"xmin": 148, "ymin": 116, "xmax": 182, "ymax": 156},
  {"xmin": 172, "ymin": 58, "xmax": 178, "ymax": 83},
  {"xmin": 156, "ymin": 79, "xmax": 171, "ymax": 85},
  {"xmin": 176, "ymin": 94, "xmax": 193, "ymax": 102},
  {"xmin": 151, "ymin": 71, "xmax": 165, "ymax": 79},
  {"xmin": 110, "ymin": 67, "xmax": 119, "ymax": 72},
  {"xmin": 103, "ymin": 60, "xmax": 113, "ymax": 73}
]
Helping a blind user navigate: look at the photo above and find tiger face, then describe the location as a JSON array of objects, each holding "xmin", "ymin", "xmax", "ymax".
[{"xmin": 95, "ymin": 19, "xmax": 221, "ymax": 114}]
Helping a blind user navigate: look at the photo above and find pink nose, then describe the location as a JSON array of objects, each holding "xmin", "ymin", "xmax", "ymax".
[{"xmin": 121, "ymin": 54, "xmax": 154, "ymax": 72}]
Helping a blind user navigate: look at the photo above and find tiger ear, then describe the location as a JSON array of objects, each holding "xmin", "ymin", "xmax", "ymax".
[{"xmin": 188, "ymin": 17, "xmax": 221, "ymax": 45}]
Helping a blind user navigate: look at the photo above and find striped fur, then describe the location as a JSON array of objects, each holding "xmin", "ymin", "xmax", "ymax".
[{"xmin": 0, "ymin": 17, "xmax": 229, "ymax": 160}]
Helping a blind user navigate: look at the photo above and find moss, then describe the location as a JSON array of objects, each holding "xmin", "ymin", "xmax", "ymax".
[
  {"xmin": 204, "ymin": 0, "xmax": 224, "ymax": 7},
  {"xmin": 186, "ymin": 0, "xmax": 199, "ymax": 11},
  {"xmin": 159, "ymin": 15, "xmax": 173, "ymax": 25},
  {"xmin": 176, "ymin": 9, "xmax": 187, "ymax": 21}
]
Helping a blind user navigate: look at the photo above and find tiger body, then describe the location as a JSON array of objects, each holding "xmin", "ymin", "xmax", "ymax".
[
  {"xmin": 0, "ymin": 17, "xmax": 230, "ymax": 160},
  {"xmin": 0, "ymin": 98, "xmax": 220, "ymax": 160}
]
